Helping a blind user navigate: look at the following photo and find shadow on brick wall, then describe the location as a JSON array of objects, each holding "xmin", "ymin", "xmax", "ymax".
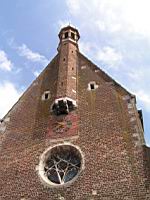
[{"xmin": 143, "ymin": 145, "xmax": 150, "ymax": 190}]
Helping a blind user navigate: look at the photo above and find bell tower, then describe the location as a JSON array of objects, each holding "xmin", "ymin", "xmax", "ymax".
[{"xmin": 53, "ymin": 26, "xmax": 80, "ymax": 115}]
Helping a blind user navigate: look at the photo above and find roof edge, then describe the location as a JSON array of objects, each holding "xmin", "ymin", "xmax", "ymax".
[{"xmin": 78, "ymin": 52, "xmax": 136, "ymax": 101}]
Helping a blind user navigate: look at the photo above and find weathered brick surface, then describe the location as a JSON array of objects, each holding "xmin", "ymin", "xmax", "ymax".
[
  {"xmin": 57, "ymin": 41, "xmax": 77, "ymax": 101},
  {"xmin": 0, "ymin": 26, "xmax": 150, "ymax": 199}
]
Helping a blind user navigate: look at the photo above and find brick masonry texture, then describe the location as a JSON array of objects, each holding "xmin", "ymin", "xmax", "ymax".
[{"xmin": 0, "ymin": 26, "xmax": 150, "ymax": 200}]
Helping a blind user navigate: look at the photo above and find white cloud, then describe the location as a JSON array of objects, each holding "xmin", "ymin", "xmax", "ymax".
[
  {"xmin": 79, "ymin": 42, "xmax": 122, "ymax": 69},
  {"xmin": 0, "ymin": 82, "xmax": 22, "ymax": 118},
  {"xmin": 79, "ymin": 41, "xmax": 94, "ymax": 55},
  {"xmin": 58, "ymin": 20, "xmax": 70, "ymax": 29},
  {"xmin": 95, "ymin": 46, "xmax": 122, "ymax": 68},
  {"xmin": 66, "ymin": 0, "xmax": 150, "ymax": 38},
  {"xmin": 33, "ymin": 70, "xmax": 41, "ymax": 77},
  {"xmin": 0, "ymin": 50, "xmax": 13, "ymax": 71},
  {"xmin": 127, "ymin": 68, "xmax": 150, "ymax": 82},
  {"xmin": 66, "ymin": 0, "xmax": 81, "ymax": 15},
  {"xmin": 128, "ymin": 71, "xmax": 143, "ymax": 81},
  {"xmin": 17, "ymin": 44, "xmax": 49, "ymax": 66},
  {"xmin": 13, "ymin": 68, "xmax": 22, "ymax": 74},
  {"xmin": 147, "ymin": 143, "xmax": 150, "ymax": 147},
  {"xmin": 79, "ymin": 41, "xmax": 122, "ymax": 68},
  {"xmin": 135, "ymin": 90, "xmax": 150, "ymax": 111}
]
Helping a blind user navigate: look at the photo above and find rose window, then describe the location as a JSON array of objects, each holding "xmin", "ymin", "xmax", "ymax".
[{"xmin": 39, "ymin": 144, "xmax": 82, "ymax": 186}]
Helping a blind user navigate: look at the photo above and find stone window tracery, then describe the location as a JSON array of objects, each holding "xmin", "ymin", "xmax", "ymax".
[{"xmin": 38, "ymin": 144, "xmax": 83, "ymax": 186}]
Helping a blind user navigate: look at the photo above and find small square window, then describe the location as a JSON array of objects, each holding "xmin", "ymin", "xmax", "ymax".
[
  {"xmin": 45, "ymin": 93, "xmax": 49, "ymax": 99},
  {"xmin": 42, "ymin": 91, "xmax": 50, "ymax": 100},
  {"xmin": 90, "ymin": 84, "xmax": 95, "ymax": 90},
  {"xmin": 88, "ymin": 82, "xmax": 98, "ymax": 91}
]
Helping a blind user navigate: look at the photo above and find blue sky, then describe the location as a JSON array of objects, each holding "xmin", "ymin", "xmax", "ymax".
[{"xmin": 0, "ymin": 0, "xmax": 150, "ymax": 146}]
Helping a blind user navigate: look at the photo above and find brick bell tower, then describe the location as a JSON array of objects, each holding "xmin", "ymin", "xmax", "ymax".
[{"xmin": 0, "ymin": 25, "xmax": 150, "ymax": 200}]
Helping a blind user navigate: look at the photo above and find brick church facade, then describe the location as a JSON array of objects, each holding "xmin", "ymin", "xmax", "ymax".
[{"xmin": 0, "ymin": 26, "xmax": 150, "ymax": 199}]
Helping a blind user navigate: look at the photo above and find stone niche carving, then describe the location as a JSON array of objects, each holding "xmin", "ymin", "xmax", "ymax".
[{"xmin": 52, "ymin": 97, "xmax": 77, "ymax": 115}]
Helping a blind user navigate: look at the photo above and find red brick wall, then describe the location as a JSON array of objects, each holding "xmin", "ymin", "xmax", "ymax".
[
  {"xmin": 0, "ymin": 39, "xmax": 149, "ymax": 199},
  {"xmin": 57, "ymin": 41, "xmax": 77, "ymax": 101}
]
